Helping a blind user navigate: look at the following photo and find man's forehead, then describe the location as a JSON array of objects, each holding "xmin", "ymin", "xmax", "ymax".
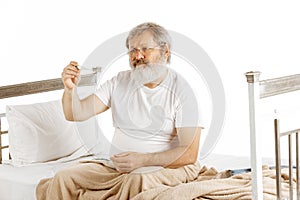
[{"xmin": 129, "ymin": 31, "xmax": 157, "ymax": 47}]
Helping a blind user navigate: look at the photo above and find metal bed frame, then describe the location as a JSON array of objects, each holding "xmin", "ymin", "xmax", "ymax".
[
  {"xmin": 245, "ymin": 71, "xmax": 300, "ymax": 199},
  {"xmin": 0, "ymin": 67, "xmax": 101, "ymax": 164}
]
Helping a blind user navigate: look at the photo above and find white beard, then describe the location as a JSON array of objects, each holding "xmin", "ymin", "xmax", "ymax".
[{"xmin": 131, "ymin": 63, "xmax": 168, "ymax": 85}]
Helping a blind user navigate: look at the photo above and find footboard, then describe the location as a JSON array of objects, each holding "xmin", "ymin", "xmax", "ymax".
[
  {"xmin": 274, "ymin": 119, "xmax": 300, "ymax": 198},
  {"xmin": 0, "ymin": 67, "xmax": 101, "ymax": 164},
  {"xmin": 245, "ymin": 71, "xmax": 300, "ymax": 199}
]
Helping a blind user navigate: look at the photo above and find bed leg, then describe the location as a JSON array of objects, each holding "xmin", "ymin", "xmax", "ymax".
[
  {"xmin": 274, "ymin": 119, "xmax": 282, "ymax": 199},
  {"xmin": 288, "ymin": 134, "xmax": 293, "ymax": 199},
  {"xmin": 296, "ymin": 132, "xmax": 300, "ymax": 199},
  {"xmin": 0, "ymin": 117, "xmax": 2, "ymax": 164},
  {"xmin": 245, "ymin": 71, "xmax": 263, "ymax": 200}
]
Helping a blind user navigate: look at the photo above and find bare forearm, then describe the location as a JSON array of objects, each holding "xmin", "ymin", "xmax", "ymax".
[
  {"xmin": 110, "ymin": 146, "xmax": 198, "ymax": 173},
  {"xmin": 143, "ymin": 128, "xmax": 201, "ymax": 168},
  {"xmin": 110, "ymin": 128, "xmax": 201, "ymax": 173},
  {"xmin": 62, "ymin": 88, "xmax": 109, "ymax": 122},
  {"xmin": 62, "ymin": 87, "xmax": 82, "ymax": 121},
  {"xmin": 144, "ymin": 146, "xmax": 198, "ymax": 168}
]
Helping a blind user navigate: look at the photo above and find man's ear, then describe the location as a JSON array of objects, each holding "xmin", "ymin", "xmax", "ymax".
[{"xmin": 165, "ymin": 44, "xmax": 170, "ymax": 59}]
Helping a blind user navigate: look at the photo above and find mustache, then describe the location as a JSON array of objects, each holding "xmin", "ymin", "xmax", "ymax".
[{"xmin": 131, "ymin": 59, "xmax": 149, "ymax": 67}]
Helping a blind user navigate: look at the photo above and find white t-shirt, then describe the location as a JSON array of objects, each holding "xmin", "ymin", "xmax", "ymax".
[{"xmin": 94, "ymin": 68, "xmax": 203, "ymax": 155}]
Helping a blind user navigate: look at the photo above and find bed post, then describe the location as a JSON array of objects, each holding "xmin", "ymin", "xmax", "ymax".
[
  {"xmin": 0, "ymin": 117, "xmax": 2, "ymax": 164},
  {"xmin": 245, "ymin": 71, "xmax": 263, "ymax": 200}
]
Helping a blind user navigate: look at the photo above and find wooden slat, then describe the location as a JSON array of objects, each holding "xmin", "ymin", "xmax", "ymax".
[
  {"xmin": 0, "ymin": 145, "xmax": 8, "ymax": 150},
  {"xmin": 0, "ymin": 72, "xmax": 98, "ymax": 99},
  {"xmin": 260, "ymin": 74, "xmax": 300, "ymax": 98},
  {"xmin": 0, "ymin": 131, "xmax": 8, "ymax": 135}
]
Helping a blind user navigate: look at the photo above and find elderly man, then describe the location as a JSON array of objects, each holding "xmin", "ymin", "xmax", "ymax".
[{"xmin": 36, "ymin": 22, "xmax": 203, "ymax": 200}]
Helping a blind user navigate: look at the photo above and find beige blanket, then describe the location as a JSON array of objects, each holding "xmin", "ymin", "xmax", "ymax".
[
  {"xmin": 36, "ymin": 161, "xmax": 292, "ymax": 200},
  {"xmin": 133, "ymin": 165, "xmax": 292, "ymax": 200}
]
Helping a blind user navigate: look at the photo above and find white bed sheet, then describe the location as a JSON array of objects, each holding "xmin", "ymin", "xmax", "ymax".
[
  {"xmin": 201, "ymin": 153, "xmax": 277, "ymax": 171},
  {"xmin": 0, "ymin": 153, "xmax": 280, "ymax": 200},
  {"xmin": 0, "ymin": 156, "xmax": 95, "ymax": 200}
]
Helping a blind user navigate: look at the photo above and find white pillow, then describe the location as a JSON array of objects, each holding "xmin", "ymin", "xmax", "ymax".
[{"xmin": 6, "ymin": 100, "xmax": 88, "ymax": 166}]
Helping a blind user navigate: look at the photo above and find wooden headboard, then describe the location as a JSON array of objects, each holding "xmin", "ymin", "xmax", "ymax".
[{"xmin": 0, "ymin": 68, "xmax": 101, "ymax": 163}]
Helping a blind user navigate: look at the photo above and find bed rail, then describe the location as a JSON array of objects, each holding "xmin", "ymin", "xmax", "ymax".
[
  {"xmin": 0, "ymin": 67, "xmax": 101, "ymax": 163},
  {"xmin": 274, "ymin": 119, "xmax": 300, "ymax": 199},
  {"xmin": 0, "ymin": 67, "xmax": 101, "ymax": 99},
  {"xmin": 260, "ymin": 74, "xmax": 300, "ymax": 98},
  {"xmin": 245, "ymin": 71, "xmax": 300, "ymax": 200}
]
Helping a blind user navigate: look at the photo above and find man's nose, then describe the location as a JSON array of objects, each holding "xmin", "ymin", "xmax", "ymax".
[{"xmin": 134, "ymin": 50, "xmax": 145, "ymax": 60}]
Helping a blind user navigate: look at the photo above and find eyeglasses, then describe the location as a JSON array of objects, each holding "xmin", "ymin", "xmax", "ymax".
[{"xmin": 128, "ymin": 45, "xmax": 162, "ymax": 56}]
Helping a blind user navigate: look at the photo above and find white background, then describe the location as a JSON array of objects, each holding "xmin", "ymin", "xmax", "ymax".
[{"xmin": 1, "ymin": 0, "xmax": 300, "ymax": 159}]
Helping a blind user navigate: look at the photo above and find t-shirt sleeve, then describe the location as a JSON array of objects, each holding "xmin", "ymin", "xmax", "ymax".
[
  {"xmin": 175, "ymin": 82, "xmax": 204, "ymax": 128},
  {"xmin": 94, "ymin": 76, "xmax": 117, "ymax": 107}
]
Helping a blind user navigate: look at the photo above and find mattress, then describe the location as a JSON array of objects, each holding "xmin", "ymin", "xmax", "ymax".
[
  {"xmin": 0, "ymin": 156, "xmax": 95, "ymax": 200},
  {"xmin": 200, "ymin": 153, "xmax": 277, "ymax": 171},
  {"xmin": 0, "ymin": 153, "xmax": 280, "ymax": 200}
]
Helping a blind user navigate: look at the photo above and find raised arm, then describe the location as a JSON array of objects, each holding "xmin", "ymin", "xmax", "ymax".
[{"xmin": 61, "ymin": 61, "xmax": 109, "ymax": 121}]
